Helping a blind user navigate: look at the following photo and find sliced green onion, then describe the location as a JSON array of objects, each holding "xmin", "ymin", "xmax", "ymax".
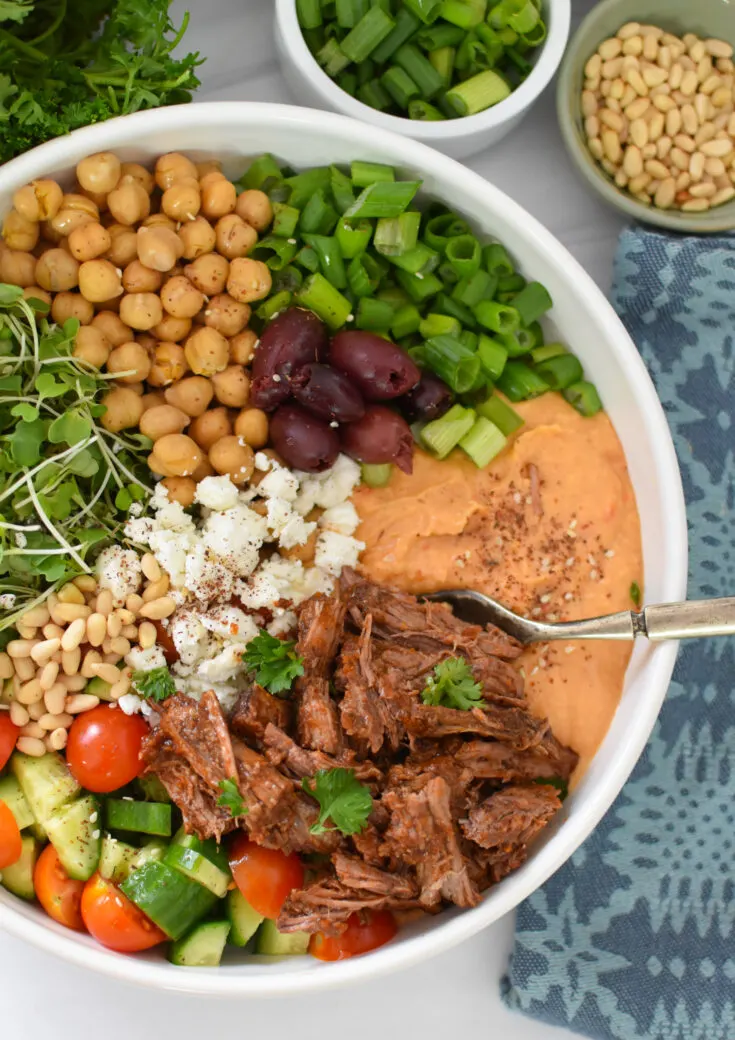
[
  {"xmin": 475, "ymin": 393, "xmax": 524, "ymax": 435},
  {"xmin": 452, "ymin": 269, "xmax": 497, "ymax": 308},
  {"xmin": 298, "ymin": 273, "xmax": 353, "ymax": 329},
  {"xmin": 459, "ymin": 329, "xmax": 478, "ymax": 350},
  {"xmin": 273, "ymin": 265, "xmax": 304, "ymax": 294},
  {"xmin": 441, "ymin": 0, "xmax": 487, "ymax": 28},
  {"xmin": 434, "ymin": 291, "xmax": 476, "ymax": 328},
  {"xmin": 303, "ymin": 26, "xmax": 326, "ymax": 52},
  {"xmin": 512, "ymin": 280, "xmax": 553, "ymax": 326},
  {"xmin": 356, "ymin": 296, "xmax": 395, "ymax": 330},
  {"xmin": 445, "ymin": 234, "xmax": 482, "ymax": 277},
  {"xmin": 394, "ymin": 43, "xmax": 445, "ymax": 98},
  {"xmin": 477, "ymin": 334, "xmax": 508, "ymax": 379},
  {"xmin": 330, "ymin": 166, "xmax": 356, "ymax": 215},
  {"xmin": 506, "ymin": 45, "xmax": 533, "ymax": 76},
  {"xmin": 300, "ymin": 190, "xmax": 339, "ymax": 235},
  {"xmin": 284, "ymin": 167, "xmax": 332, "ymax": 209},
  {"xmin": 530, "ymin": 342, "xmax": 567, "ymax": 364},
  {"xmin": 295, "ymin": 245, "xmax": 320, "ymax": 273},
  {"xmin": 381, "ymin": 65, "xmax": 421, "ymax": 107},
  {"xmin": 526, "ymin": 320, "xmax": 544, "ymax": 348},
  {"xmin": 416, "ymin": 23, "xmax": 464, "ymax": 49},
  {"xmin": 474, "ymin": 299, "xmax": 520, "ymax": 334},
  {"xmin": 535, "ymin": 353, "xmax": 584, "ymax": 390},
  {"xmin": 391, "ymin": 303, "xmax": 422, "ymax": 338},
  {"xmin": 422, "ymin": 335, "xmax": 481, "ymax": 393},
  {"xmin": 251, "ymin": 236, "xmax": 298, "ymax": 271},
  {"xmin": 445, "ymin": 68, "xmax": 512, "ymax": 115},
  {"xmin": 351, "ymin": 161, "xmax": 395, "ymax": 187},
  {"xmin": 256, "ymin": 290, "xmax": 293, "ymax": 322},
  {"xmin": 424, "ymin": 213, "xmax": 471, "ymax": 253},
  {"xmin": 341, "ymin": 7, "xmax": 395, "ymax": 62},
  {"xmin": 438, "ymin": 261, "xmax": 460, "ymax": 287},
  {"xmin": 361, "ymin": 462, "xmax": 393, "ymax": 487},
  {"xmin": 420, "ymin": 403, "xmax": 476, "ymax": 458},
  {"xmin": 483, "ymin": 242, "xmax": 515, "ymax": 276},
  {"xmin": 377, "ymin": 286, "xmax": 410, "ymax": 308},
  {"xmin": 374, "ymin": 212, "xmax": 421, "ymax": 256},
  {"xmin": 459, "ymin": 415, "xmax": 506, "ymax": 467},
  {"xmin": 335, "ymin": 217, "xmax": 373, "ymax": 258},
  {"xmin": 409, "ymin": 99, "xmax": 445, "ymax": 119},
  {"xmin": 496, "ymin": 360, "xmax": 549, "ymax": 401},
  {"xmin": 428, "ymin": 47, "xmax": 456, "ymax": 87},
  {"xmin": 402, "ymin": 0, "xmax": 444, "ymax": 24},
  {"xmin": 338, "ymin": 72, "xmax": 358, "ymax": 95},
  {"xmin": 241, "ymin": 154, "xmax": 283, "ymax": 192},
  {"xmin": 345, "ymin": 180, "xmax": 422, "ymax": 219},
  {"xmin": 372, "ymin": 8, "xmax": 422, "ymax": 62},
  {"xmin": 497, "ymin": 327, "xmax": 535, "ymax": 357},
  {"xmin": 357, "ymin": 78, "xmax": 393, "ymax": 110},
  {"xmin": 317, "ymin": 37, "xmax": 352, "ymax": 76},
  {"xmin": 371, "ymin": 0, "xmax": 392, "ymax": 12},
  {"xmin": 419, "ymin": 313, "xmax": 461, "ymax": 338},
  {"xmin": 563, "ymin": 380, "xmax": 603, "ymax": 417},
  {"xmin": 395, "ymin": 268, "xmax": 443, "ymax": 303},
  {"xmin": 497, "ymin": 272, "xmax": 526, "ymax": 294},
  {"xmin": 335, "ymin": 0, "xmax": 369, "ymax": 28},
  {"xmin": 348, "ymin": 252, "xmax": 386, "ymax": 297},
  {"xmin": 522, "ymin": 19, "xmax": 546, "ymax": 46},
  {"xmin": 302, "ymin": 233, "xmax": 347, "ymax": 289},
  {"xmin": 271, "ymin": 203, "xmax": 300, "ymax": 238},
  {"xmin": 507, "ymin": 0, "xmax": 539, "ymax": 34},
  {"xmin": 357, "ymin": 57, "xmax": 377, "ymax": 86},
  {"xmin": 386, "ymin": 242, "xmax": 439, "ymax": 275},
  {"xmin": 297, "ymin": 0, "xmax": 324, "ymax": 29},
  {"xmin": 474, "ymin": 22, "xmax": 506, "ymax": 64}
]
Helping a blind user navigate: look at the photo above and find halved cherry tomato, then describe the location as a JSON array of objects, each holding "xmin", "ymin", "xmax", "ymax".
[
  {"xmin": 81, "ymin": 873, "xmax": 166, "ymax": 953},
  {"xmin": 229, "ymin": 833, "xmax": 304, "ymax": 919},
  {"xmin": 309, "ymin": 910, "xmax": 398, "ymax": 961},
  {"xmin": 0, "ymin": 799, "xmax": 21, "ymax": 870},
  {"xmin": 66, "ymin": 705, "xmax": 148, "ymax": 793},
  {"xmin": 33, "ymin": 844, "xmax": 85, "ymax": 931},
  {"xmin": 0, "ymin": 713, "xmax": 19, "ymax": 771}
]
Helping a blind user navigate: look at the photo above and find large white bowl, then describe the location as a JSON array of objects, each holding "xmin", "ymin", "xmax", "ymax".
[
  {"xmin": 274, "ymin": 0, "xmax": 571, "ymax": 160},
  {"xmin": 0, "ymin": 102, "xmax": 687, "ymax": 997}
]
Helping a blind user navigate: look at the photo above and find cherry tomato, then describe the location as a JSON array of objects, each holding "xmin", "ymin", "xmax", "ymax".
[
  {"xmin": 81, "ymin": 873, "xmax": 166, "ymax": 953},
  {"xmin": 309, "ymin": 910, "xmax": 398, "ymax": 961},
  {"xmin": 0, "ymin": 713, "xmax": 19, "ymax": 771},
  {"xmin": 33, "ymin": 844, "xmax": 85, "ymax": 931},
  {"xmin": 66, "ymin": 705, "xmax": 148, "ymax": 793},
  {"xmin": 229, "ymin": 833, "xmax": 304, "ymax": 919},
  {"xmin": 0, "ymin": 799, "xmax": 21, "ymax": 870}
]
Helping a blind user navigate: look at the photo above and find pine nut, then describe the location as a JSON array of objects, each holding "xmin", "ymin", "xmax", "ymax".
[
  {"xmin": 626, "ymin": 68, "xmax": 648, "ymax": 96},
  {"xmin": 657, "ymin": 136, "xmax": 672, "ymax": 159},
  {"xmin": 700, "ymin": 74, "xmax": 722, "ymax": 96},
  {"xmin": 588, "ymin": 137, "xmax": 604, "ymax": 160},
  {"xmin": 654, "ymin": 178, "xmax": 677, "ymax": 208},
  {"xmin": 138, "ymin": 621, "xmax": 157, "ymax": 649},
  {"xmin": 628, "ymin": 173, "xmax": 652, "ymax": 193},
  {"xmin": 700, "ymin": 138, "xmax": 732, "ymax": 157},
  {"xmin": 7, "ymin": 639, "xmax": 35, "ymax": 659},
  {"xmin": 61, "ymin": 673, "xmax": 86, "ymax": 691},
  {"xmin": 670, "ymin": 147, "xmax": 691, "ymax": 170},
  {"xmin": 52, "ymin": 603, "xmax": 91, "ymax": 624},
  {"xmin": 81, "ymin": 650, "xmax": 103, "ymax": 679},
  {"xmin": 658, "ymin": 46, "xmax": 672, "ymax": 71},
  {"xmin": 140, "ymin": 553, "xmax": 162, "ymax": 583},
  {"xmin": 65, "ymin": 693, "xmax": 100, "ymax": 714},
  {"xmin": 27, "ymin": 700, "xmax": 44, "ymax": 721},
  {"xmin": 38, "ymin": 712, "xmax": 74, "ymax": 731},
  {"xmin": 689, "ymin": 40, "xmax": 706, "ymax": 63},
  {"xmin": 121, "ymin": 625, "xmax": 138, "ymax": 640},
  {"xmin": 86, "ymin": 613, "xmax": 107, "ymax": 647},
  {"xmin": 39, "ymin": 661, "xmax": 59, "ymax": 692},
  {"xmin": 712, "ymin": 87, "xmax": 733, "ymax": 108},
  {"xmin": 666, "ymin": 107, "xmax": 682, "ymax": 136},
  {"xmin": 614, "ymin": 169, "xmax": 628, "ymax": 188},
  {"xmin": 675, "ymin": 171, "xmax": 691, "ymax": 191},
  {"xmin": 21, "ymin": 721, "xmax": 46, "ymax": 739},
  {"xmin": 9, "ymin": 701, "xmax": 29, "ymax": 727},
  {"xmin": 16, "ymin": 624, "xmax": 37, "ymax": 641},
  {"xmin": 652, "ymin": 93, "xmax": 676, "ymax": 112},
  {"xmin": 0, "ymin": 653, "xmax": 13, "ymax": 680},
  {"xmin": 142, "ymin": 576, "xmax": 170, "ymax": 603},
  {"xmin": 643, "ymin": 35, "xmax": 659, "ymax": 62},
  {"xmin": 645, "ymin": 159, "xmax": 671, "ymax": 180},
  {"xmin": 95, "ymin": 589, "xmax": 113, "ymax": 616},
  {"xmin": 91, "ymin": 662, "xmax": 122, "ymax": 684},
  {"xmin": 623, "ymin": 145, "xmax": 644, "ymax": 176},
  {"xmin": 711, "ymin": 185, "xmax": 735, "ymax": 205},
  {"xmin": 48, "ymin": 728, "xmax": 68, "ymax": 751},
  {"xmin": 17, "ymin": 678, "xmax": 44, "ymax": 705},
  {"xmin": 695, "ymin": 122, "xmax": 717, "ymax": 147},
  {"xmin": 601, "ymin": 158, "xmax": 618, "ymax": 177},
  {"xmin": 669, "ymin": 63, "xmax": 683, "ymax": 90},
  {"xmin": 674, "ymin": 133, "xmax": 696, "ymax": 153},
  {"xmin": 681, "ymin": 197, "xmax": 711, "ymax": 211},
  {"xmin": 110, "ymin": 675, "xmax": 131, "ymax": 699},
  {"xmin": 622, "ymin": 36, "xmax": 643, "ymax": 57},
  {"xmin": 602, "ymin": 57, "xmax": 624, "ymax": 80},
  {"xmin": 126, "ymin": 594, "xmax": 144, "ymax": 615},
  {"xmin": 617, "ymin": 22, "xmax": 641, "ymax": 41},
  {"xmin": 599, "ymin": 37, "xmax": 622, "ymax": 61},
  {"xmin": 43, "ymin": 623, "xmax": 64, "ymax": 640},
  {"xmin": 61, "ymin": 617, "xmax": 87, "ymax": 652},
  {"xmin": 58, "ymin": 583, "xmax": 85, "ymax": 605},
  {"xmin": 586, "ymin": 115, "xmax": 602, "ymax": 139},
  {"xmin": 606, "ymin": 97, "xmax": 622, "ymax": 114},
  {"xmin": 630, "ymin": 118, "xmax": 649, "ymax": 147},
  {"xmin": 14, "ymin": 657, "xmax": 35, "ymax": 681},
  {"xmin": 695, "ymin": 93, "xmax": 711, "ymax": 123},
  {"xmin": 73, "ymin": 575, "xmax": 98, "ymax": 595},
  {"xmin": 106, "ymin": 613, "xmax": 123, "ymax": 638},
  {"xmin": 706, "ymin": 39, "xmax": 734, "ymax": 60},
  {"xmin": 22, "ymin": 606, "xmax": 50, "ymax": 628},
  {"xmin": 103, "ymin": 653, "xmax": 122, "ymax": 665},
  {"xmin": 30, "ymin": 638, "xmax": 61, "ymax": 666},
  {"xmin": 643, "ymin": 66, "xmax": 668, "ymax": 88},
  {"xmin": 16, "ymin": 736, "xmax": 46, "ymax": 757},
  {"xmin": 620, "ymin": 85, "xmax": 637, "ymax": 108},
  {"xmin": 625, "ymin": 97, "xmax": 650, "ymax": 120},
  {"xmin": 44, "ymin": 685, "xmax": 67, "ymax": 715},
  {"xmin": 139, "ymin": 596, "xmax": 176, "ymax": 620},
  {"xmin": 116, "ymin": 608, "xmax": 136, "ymax": 625},
  {"xmin": 61, "ymin": 648, "xmax": 81, "ymax": 676},
  {"xmin": 690, "ymin": 152, "xmax": 706, "ymax": 180},
  {"xmin": 696, "ymin": 57, "xmax": 712, "ymax": 83},
  {"xmin": 109, "ymin": 637, "xmax": 131, "ymax": 656},
  {"xmin": 585, "ymin": 53, "xmax": 602, "ymax": 79},
  {"xmin": 728, "ymin": 114, "xmax": 735, "ymax": 136}
]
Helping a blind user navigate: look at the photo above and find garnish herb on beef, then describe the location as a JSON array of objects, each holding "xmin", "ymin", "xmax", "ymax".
[
  {"xmin": 132, "ymin": 665, "xmax": 176, "ymax": 703},
  {"xmin": 143, "ymin": 569, "xmax": 578, "ymax": 935}
]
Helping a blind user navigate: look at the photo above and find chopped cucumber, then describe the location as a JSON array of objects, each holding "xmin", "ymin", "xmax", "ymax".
[
  {"xmin": 164, "ymin": 844, "xmax": 230, "ymax": 898},
  {"xmin": 0, "ymin": 835, "xmax": 39, "ymax": 900},
  {"xmin": 132, "ymin": 839, "xmax": 168, "ymax": 870},
  {"xmin": 137, "ymin": 775, "xmax": 171, "ymax": 803},
  {"xmin": 106, "ymin": 799, "xmax": 172, "ymax": 837},
  {"xmin": 227, "ymin": 889, "xmax": 264, "ymax": 948},
  {"xmin": 85, "ymin": 676, "xmax": 114, "ymax": 701},
  {"xmin": 255, "ymin": 919, "xmax": 310, "ymax": 956},
  {"xmin": 0, "ymin": 775, "xmax": 34, "ymax": 831},
  {"xmin": 169, "ymin": 920, "xmax": 231, "ymax": 967},
  {"xmin": 171, "ymin": 827, "xmax": 230, "ymax": 873},
  {"xmin": 121, "ymin": 861, "xmax": 219, "ymax": 940},
  {"xmin": 98, "ymin": 835, "xmax": 139, "ymax": 884},
  {"xmin": 45, "ymin": 793, "xmax": 101, "ymax": 881},
  {"xmin": 11, "ymin": 751, "xmax": 80, "ymax": 831}
]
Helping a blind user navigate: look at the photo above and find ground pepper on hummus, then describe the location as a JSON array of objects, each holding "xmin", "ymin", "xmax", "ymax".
[{"xmin": 354, "ymin": 392, "xmax": 643, "ymax": 780}]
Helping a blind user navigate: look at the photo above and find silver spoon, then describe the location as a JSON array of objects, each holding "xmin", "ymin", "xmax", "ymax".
[{"xmin": 424, "ymin": 590, "xmax": 735, "ymax": 645}]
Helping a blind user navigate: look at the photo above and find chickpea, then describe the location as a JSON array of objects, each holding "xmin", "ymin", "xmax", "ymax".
[
  {"xmin": 229, "ymin": 328, "xmax": 258, "ymax": 365},
  {"xmin": 48, "ymin": 208, "xmax": 94, "ymax": 238},
  {"xmin": 234, "ymin": 407, "xmax": 269, "ymax": 449},
  {"xmin": 142, "ymin": 391, "xmax": 166, "ymax": 412},
  {"xmin": 227, "ymin": 257, "xmax": 271, "ymax": 303},
  {"xmin": 106, "ymin": 341, "xmax": 152, "ymax": 384},
  {"xmin": 195, "ymin": 160, "xmax": 222, "ymax": 179},
  {"xmin": 184, "ymin": 253, "xmax": 229, "ymax": 295},
  {"xmin": 107, "ymin": 177, "xmax": 151, "ymax": 226},
  {"xmin": 142, "ymin": 214, "xmax": 178, "ymax": 233},
  {"xmin": 13, "ymin": 180, "xmax": 63, "ymax": 223},
  {"xmin": 160, "ymin": 274, "xmax": 204, "ymax": 320},
  {"xmin": 3, "ymin": 210, "xmax": 39, "ymax": 252},
  {"xmin": 189, "ymin": 407, "xmax": 233, "ymax": 452},
  {"xmin": 178, "ymin": 216, "xmax": 216, "ymax": 260},
  {"xmin": 151, "ymin": 433, "xmax": 203, "ymax": 478},
  {"xmin": 162, "ymin": 476, "xmax": 197, "ymax": 507},
  {"xmin": 76, "ymin": 152, "xmax": 121, "ymax": 195},
  {"xmin": 95, "ymin": 295, "xmax": 122, "ymax": 315},
  {"xmin": 51, "ymin": 292, "xmax": 94, "ymax": 326},
  {"xmin": 192, "ymin": 456, "xmax": 216, "ymax": 482},
  {"xmin": 140, "ymin": 404, "xmax": 190, "ymax": 441},
  {"xmin": 234, "ymin": 189, "xmax": 273, "ymax": 232},
  {"xmin": 200, "ymin": 172, "xmax": 237, "ymax": 220},
  {"xmin": 153, "ymin": 314, "xmax": 191, "ymax": 342},
  {"xmin": 155, "ymin": 153, "xmax": 199, "ymax": 191},
  {"xmin": 137, "ymin": 226, "xmax": 182, "ymax": 272},
  {"xmin": 163, "ymin": 181, "xmax": 202, "ymax": 223},
  {"xmin": 184, "ymin": 326, "xmax": 229, "ymax": 376},
  {"xmin": 100, "ymin": 386, "xmax": 144, "ymax": 432},
  {"xmin": 203, "ymin": 294, "xmax": 251, "ymax": 337},
  {"xmin": 128, "ymin": 382, "xmax": 145, "ymax": 396},
  {"xmin": 73, "ymin": 326, "xmax": 110, "ymax": 368},
  {"xmin": 22, "ymin": 285, "xmax": 52, "ymax": 309},
  {"xmin": 119, "ymin": 292, "xmax": 163, "ymax": 331},
  {"xmin": 122, "ymin": 260, "xmax": 162, "ymax": 294},
  {"xmin": 68, "ymin": 221, "xmax": 111, "ymax": 262},
  {"xmin": 215, "ymin": 214, "xmax": 257, "ymax": 260},
  {"xmin": 78, "ymin": 259, "xmax": 123, "ymax": 303},
  {"xmin": 136, "ymin": 332, "xmax": 158, "ymax": 352},
  {"xmin": 281, "ymin": 525, "xmax": 319, "ymax": 566},
  {"xmin": 35, "ymin": 249, "xmax": 79, "ymax": 292},
  {"xmin": 164, "ymin": 376, "xmax": 214, "ymax": 417},
  {"xmin": 61, "ymin": 194, "xmax": 99, "ymax": 219},
  {"xmin": 106, "ymin": 224, "xmax": 138, "ymax": 267},
  {"xmin": 210, "ymin": 365, "xmax": 249, "ymax": 409},
  {"xmin": 91, "ymin": 311, "xmax": 132, "ymax": 347},
  {"xmin": 148, "ymin": 342, "xmax": 188, "ymax": 387},
  {"xmin": 209, "ymin": 435, "xmax": 255, "ymax": 485},
  {"xmin": 120, "ymin": 163, "xmax": 155, "ymax": 195},
  {"xmin": 0, "ymin": 250, "xmax": 37, "ymax": 288}
]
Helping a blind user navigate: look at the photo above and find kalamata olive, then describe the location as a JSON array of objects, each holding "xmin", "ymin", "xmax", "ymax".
[
  {"xmin": 250, "ymin": 307, "xmax": 329, "ymax": 410},
  {"xmin": 291, "ymin": 364, "xmax": 366, "ymax": 424},
  {"xmin": 401, "ymin": 372, "xmax": 454, "ymax": 422},
  {"xmin": 341, "ymin": 405, "xmax": 414, "ymax": 474},
  {"xmin": 270, "ymin": 402, "xmax": 340, "ymax": 473},
  {"xmin": 329, "ymin": 331, "xmax": 420, "ymax": 401}
]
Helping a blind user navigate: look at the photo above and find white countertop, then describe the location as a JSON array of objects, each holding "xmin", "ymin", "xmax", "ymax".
[{"xmin": 1, "ymin": 2, "xmax": 623, "ymax": 1036}]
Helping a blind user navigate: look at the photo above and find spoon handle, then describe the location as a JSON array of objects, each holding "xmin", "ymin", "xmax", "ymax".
[{"xmin": 542, "ymin": 598, "xmax": 735, "ymax": 641}]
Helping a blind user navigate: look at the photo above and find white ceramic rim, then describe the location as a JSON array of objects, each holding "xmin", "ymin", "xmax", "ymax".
[
  {"xmin": 275, "ymin": 0, "xmax": 571, "ymax": 141},
  {"xmin": 0, "ymin": 102, "xmax": 687, "ymax": 997}
]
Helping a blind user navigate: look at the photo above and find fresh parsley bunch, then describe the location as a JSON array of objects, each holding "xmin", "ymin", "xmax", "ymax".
[
  {"xmin": 421, "ymin": 656, "xmax": 484, "ymax": 711},
  {"xmin": 303, "ymin": 768, "xmax": 373, "ymax": 836}
]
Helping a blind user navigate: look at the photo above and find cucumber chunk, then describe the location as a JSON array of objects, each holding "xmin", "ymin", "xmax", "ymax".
[
  {"xmin": 171, "ymin": 827, "xmax": 230, "ymax": 873},
  {"xmin": 164, "ymin": 844, "xmax": 230, "ymax": 898},
  {"xmin": 169, "ymin": 920, "xmax": 231, "ymax": 967},
  {"xmin": 132, "ymin": 839, "xmax": 168, "ymax": 870},
  {"xmin": 85, "ymin": 676, "xmax": 114, "ymax": 701},
  {"xmin": 227, "ymin": 889, "xmax": 264, "ymax": 947},
  {"xmin": 0, "ymin": 775, "xmax": 34, "ymax": 831},
  {"xmin": 45, "ymin": 793, "xmax": 101, "ymax": 881},
  {"xmin": 11, "ymin": 751, "xmax": 80, "ymax": 831},
  {"xmin": 0, "ymin": 835, "xmax": 39, "ymax": 900},
  {"xmin": 255, "ymin": 919, "xmax": 310, "ymax": 956},
  {"xmin": 98, "ymin": 835, "xmax": 139, "ymax": 884},
  {"xmin": 106, "ymin": 799, "xmax": 172, "ymax": 837},
  {"xmin": 137, "ymin": 775, "xmax": 171, "ymax": 803},
  {"xmin": 121, "ymin": 861, "xmax": 219, "ymax": 940}
]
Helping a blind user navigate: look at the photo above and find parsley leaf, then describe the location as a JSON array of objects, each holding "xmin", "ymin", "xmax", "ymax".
[
  {"xmin": 242, "ymin": 630, "xmax": 304, "ymax": 696},
  {"xmin": 217, "ymin": 778, "xmax": 246, "ymax": 818},
  {"xmin": 420, "ymin": 657, "xmax": 484, "ymax": 711},
  {"xmin": 302, "ymin": 768, "xmax": 373, "ymax": 836},
  {"xmin": 132, "ymin": 666, "xmax": 175, "ymax": 703}
]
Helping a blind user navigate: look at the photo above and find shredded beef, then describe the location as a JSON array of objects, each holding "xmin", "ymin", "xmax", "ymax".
[
  {"xmin": 333, "ymin": 851, "xmax": 418, "ymax": 900},
  {"xmin": 278, "ymin": 877, "xmax": 421, "ymax": 935},
  {"xmin": 263, "ymin": 723, "xmax": 383, "ymax": 786},
  {"xmin": 296, "ymin": 677, "xmax": 344, "ymax": 755},
  {"xmin": 461, "ymin": 784, "xmax": 561, "ymax": 852},
  {"xmin": 337, "ymin": 620, "xmax": 403, "ymax": 754},
  {"xmin": 157, "ymin": 690, "xmax": 237, "ymax": 787},
  {"xmin": 296, "ymin": 589, "xmax": 346, "ymax": 676},
  {"xmin": 231, "ymin": 684, "xmax": 292, "ymax": 743}
]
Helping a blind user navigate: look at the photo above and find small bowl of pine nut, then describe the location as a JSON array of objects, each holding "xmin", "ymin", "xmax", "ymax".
[{"xmin": 556, "ymin": 0, "xmax": 735, "ymax": 233}]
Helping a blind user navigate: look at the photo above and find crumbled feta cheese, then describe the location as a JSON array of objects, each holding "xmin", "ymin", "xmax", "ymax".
[
  {"xmin": 170, "ymin": 611, "xmax": 212, "ymax": 667},
  {"xmin": 202, "ymin": 504, "xmax": 267, "ymax": 574},
  {"xmin": 258, "ymin": 465, "xmax": 299, "ymax": 502},
  {"xmin": 14, "ymin": 531, "xmax": 27, "ymax": 549},
  {"xmin": 198, "ymin": 644, "xmax": 248, "ymax": 682},
  {"xmin": 278, "ymin": 514, "xmax": 316, "ymax": 550},
  {"xmin": 125, "ymin": 645, "xmax": 167, "ymax": 672},
  {"xmin": 128, "ymin": 501, "xmax": 144, "ymax": 517},
  {"xmin": 319, "ymin": 501, "xmax": 360, "ymax": 536},
  {"xmin": 0, "ymin": 593, "xmax": 16, "ymax": 609},
  {"xmin": 267, "ymin": 610, "xmax": 298, "ymax": 637},
  {"xmin": 199, "ymin": 604, "xmax": 258, "ymax": 643},
  {"xmin": 314, "ymin": 530, "xmax": 365, "ymax": 575},
  {"xmin": 118, "ymin": 693, "xmax": 143, "ymax": 715},
  {"xmin": 254, "ymin": 452, "xmax": 272, "ymax": 472},
  {"xmin": 97, "ymin": 547, "xmax": 142, "ymax": 604},
  {"xmin": 195, "ymin": 475, "xmax": 240, "ymax": 512},
  {"xmin": 265, "ymin": 497, "xmax": 294, "ymax": 537}
]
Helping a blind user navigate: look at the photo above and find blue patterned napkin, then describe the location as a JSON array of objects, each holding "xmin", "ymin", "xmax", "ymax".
[{"xmin": 501, "ymin": 227, "xmax": 735, "ymax": 1040}]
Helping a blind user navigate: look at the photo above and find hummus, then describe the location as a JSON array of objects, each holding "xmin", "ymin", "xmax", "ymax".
[{"xmin": 353, "ymin": 392, "xmax": 643, "ymax": 780}]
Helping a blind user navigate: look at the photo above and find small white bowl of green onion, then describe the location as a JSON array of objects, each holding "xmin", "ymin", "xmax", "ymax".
[{"xmin": 275, "ymin": 0, "xmax": 571, "ymax": 160}]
